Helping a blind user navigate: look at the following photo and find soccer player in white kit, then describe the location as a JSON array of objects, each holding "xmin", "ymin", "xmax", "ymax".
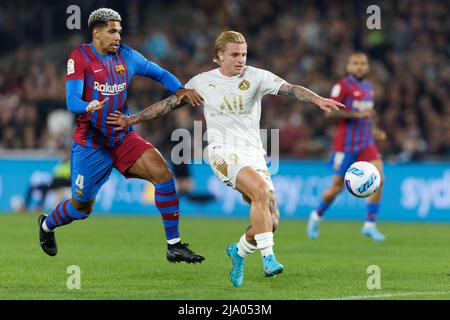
[{"xmin": 107, "ymin": 31, "xmax": 344, "ymax": 287}]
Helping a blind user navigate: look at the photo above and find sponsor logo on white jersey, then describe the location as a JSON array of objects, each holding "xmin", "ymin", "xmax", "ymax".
[{"xmin": 94, "ymin": 81, "xmax": 127, "ymax": 96}]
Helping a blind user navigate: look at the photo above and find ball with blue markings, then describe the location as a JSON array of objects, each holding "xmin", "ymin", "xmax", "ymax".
[{"xmin": 344, "ymin": 161, "xmax": 381, "ymax": 198}]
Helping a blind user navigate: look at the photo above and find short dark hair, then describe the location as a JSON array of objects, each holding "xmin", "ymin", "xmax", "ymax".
[
  {"xmin": 88, "ymin": 8, "xmax": 121, "ymax": 34},
  {"xmin": 350, "ymin": 52, "xmax": 369, "ymax": 60}
]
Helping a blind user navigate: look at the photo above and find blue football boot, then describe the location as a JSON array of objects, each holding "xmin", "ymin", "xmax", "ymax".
[
  {"xmin": 262, "ymin": 254, "xmax": 284, "ymax": 277},
  {"xmin": 225, "ymin": 244, "xmax": 245, "ymax": 287},
  {"xmin": 361, "ymin": 223, "xmax": 386, "ymax": 242},
  {"xmin": 307, "ymin": 211, "xmax": 321, "ymax": 240}
]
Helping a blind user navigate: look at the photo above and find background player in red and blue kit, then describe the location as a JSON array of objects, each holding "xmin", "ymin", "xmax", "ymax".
[
  {"xmin": 38, "ymin": 8, "xmax": 205, "ymax": 264},
  {"xmin": 307, "ymin": 52, "xmax": 387, "ymax": 242}
]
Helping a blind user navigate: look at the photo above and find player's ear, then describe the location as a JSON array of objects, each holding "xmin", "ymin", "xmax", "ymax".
[
  {"xmin": 92, "ymin": 27, "xmax": 101, "ymax": 40},
  {"xmin": 218, "ymin": 51, "xmax": 225, "ymax": 63}
]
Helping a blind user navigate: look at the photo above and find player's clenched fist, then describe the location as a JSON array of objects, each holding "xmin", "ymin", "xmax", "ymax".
[
  {"xmin": 107, "ymin": 111, "xmax": 131, "ymax": 131},
  {"xmin": 86, "ymin": 98, "xmax": 109, "ymax": 113},
  {"xmin": 175, "ymin": 88, "xmax": 204, "ymax": 106}
]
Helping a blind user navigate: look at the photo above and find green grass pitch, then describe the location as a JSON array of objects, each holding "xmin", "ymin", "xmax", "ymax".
[{"xmin": 0, "ymin": 213, "xmax": 449, "ymax": 300}]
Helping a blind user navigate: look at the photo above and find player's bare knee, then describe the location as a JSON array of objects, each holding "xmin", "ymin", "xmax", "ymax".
[
  {"xmin": 250, "ymin": 181, "xmax": 270, "ymax": 204},
  {"xmin": 151, "ymin": 167, "xmax": 173, "ymax": 184}
]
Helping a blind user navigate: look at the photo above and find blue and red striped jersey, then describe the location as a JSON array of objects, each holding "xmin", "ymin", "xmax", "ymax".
[
  {"xmin": 65, "ymin": 43, "xmax": 183, "ymax": 149},
  {"xmin": 330, "ymin": 75, "xmax": 375, "ymax": 153}
]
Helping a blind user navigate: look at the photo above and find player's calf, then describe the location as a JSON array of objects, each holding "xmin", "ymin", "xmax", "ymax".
[
  {"xmin": 42, "ymin": 199, "xmax": 89, "ymax": 232},
  {"xmin": 269, "ymin": 191, "xmax": 280, "ymax": 233}
]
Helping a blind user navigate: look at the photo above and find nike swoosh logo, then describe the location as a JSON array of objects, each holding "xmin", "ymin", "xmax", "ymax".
[{"xmin": 94, "ymin": 69, "xmax": 103, "ymax": 73}]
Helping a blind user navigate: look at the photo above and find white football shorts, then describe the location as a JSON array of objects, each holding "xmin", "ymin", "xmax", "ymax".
[{"xmin": 207, "ymin": 143, "xmax": 275, "ymax": 191}]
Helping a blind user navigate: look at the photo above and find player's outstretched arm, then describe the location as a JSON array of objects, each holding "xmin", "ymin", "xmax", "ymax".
[
  {"xmin": 106, "ymin": 95, "xmax": 190, "ymax": 131},
  {"xmin": 277, "ymin": 83, "xmax": 345, "ymax": 113},
  {"xmin": 325, "ymin": 109, "xmax": 374, "ymax": 119}
]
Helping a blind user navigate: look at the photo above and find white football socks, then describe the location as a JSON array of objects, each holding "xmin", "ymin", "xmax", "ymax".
[
  {"xmin": 42, "ymin": 219, "xmax": 52, "ymax": 233},
  {"xmin": 255, "ymin": 232, "xmax": 274, "ymax": 258},
  {"xmin": 167, "ymin": 237, "xmax": 181, "ymax": 245},
  {"xmin": 237, "ymin": 234, "xmax": 257, "ymax": 258}
]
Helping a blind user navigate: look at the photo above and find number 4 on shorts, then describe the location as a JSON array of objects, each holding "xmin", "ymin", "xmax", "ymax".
[{"xmin": 75, "ymin": 174, "xmax": 85, "ymax": 190}]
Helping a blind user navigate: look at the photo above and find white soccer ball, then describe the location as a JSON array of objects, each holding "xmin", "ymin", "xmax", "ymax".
[{"xmin": 344, "ymin": 161, "xmax": 381, "ymax": 198}]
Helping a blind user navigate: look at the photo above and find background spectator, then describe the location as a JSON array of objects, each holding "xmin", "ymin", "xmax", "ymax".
[{"xmin": 0, "ymin": 0, "xmax": 448, "ymax": 162}]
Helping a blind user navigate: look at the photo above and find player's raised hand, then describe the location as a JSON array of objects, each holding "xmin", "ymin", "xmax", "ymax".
[
  {"xmin": 107, "ymin": 111, "xmax": 131, "ymax": 131},
  {"xmin": 315, "ymin": 97, "xmax": 345, "ymax": 113},
  {"xmin": 176, "ymin": 88, "xmax": 204, "ymax": 106},
  {"xmin": 86, "ymin": 98, "xmax": 109, "ymax": 113}
]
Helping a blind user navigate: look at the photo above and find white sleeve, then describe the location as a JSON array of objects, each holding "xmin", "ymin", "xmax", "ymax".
[{"xmin": 257, "ymin": 68, "xmax": 287, "ymax": 96}]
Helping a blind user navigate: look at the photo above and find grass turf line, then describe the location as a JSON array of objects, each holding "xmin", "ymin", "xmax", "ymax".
[{"xmin": 0, "ymin": 213, "xmax": 449, "ymax": 300}]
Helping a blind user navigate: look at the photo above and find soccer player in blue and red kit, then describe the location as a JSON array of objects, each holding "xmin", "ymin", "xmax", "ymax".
[
  {"xmin": 38, "ymin": 8, "xmax": 205, "ymax": 263},
  {"xmin": 307, "ymin": 52, "xmax": 387, "ymax": 241}
]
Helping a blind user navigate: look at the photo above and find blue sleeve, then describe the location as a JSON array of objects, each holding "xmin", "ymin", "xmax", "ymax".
[
  {"xmin": 131, "ymin": 49, "xmax": 183, "ymax": 94},
  {"xmin": 66, "ymin": 79, "xmax": 89, "ymax": 114}
]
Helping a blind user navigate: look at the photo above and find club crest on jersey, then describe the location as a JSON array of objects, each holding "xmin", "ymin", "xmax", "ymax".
[
  {"xmin": 229, "ymin": 153, "xmax": 239, "ymax": 164},
  {"xmin": 67, "ymin": 59, "xmax": 75, "ymax": 75},
  {"xmin": 115, "ymin": 64, "xmax": 125, "ymax": 74},
  {"xmin": 238, "ymin": 80, "xmax": 250, "ymax": 91}
]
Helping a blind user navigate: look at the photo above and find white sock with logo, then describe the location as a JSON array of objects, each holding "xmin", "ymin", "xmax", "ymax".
[
  {"xmin": 255, "ymin": 232, "xmax": 274, "ymax": 258},
  {"xmin": 237, "ymin": 234, "xmax": 257, "ymax": 258},
  {"xmin": 42, "ymin": 219, "xmax": 52, "ymax": 233}
]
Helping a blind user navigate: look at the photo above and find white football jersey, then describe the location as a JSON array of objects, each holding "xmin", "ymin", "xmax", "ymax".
[{"xmin": 186, "ymin": 66, "xmax": 286, "ymax": 156}]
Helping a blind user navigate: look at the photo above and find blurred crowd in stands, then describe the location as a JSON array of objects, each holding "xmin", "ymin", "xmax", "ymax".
[{"xmin": 0, "ymin": 0, "xmax": 449, "ymax": 162}]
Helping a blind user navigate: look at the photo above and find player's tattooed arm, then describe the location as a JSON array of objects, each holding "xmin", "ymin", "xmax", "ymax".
[
  {"xmin": 131, "ymin": 95, "xmax": 186, "ymax": 122},
  {"xmin": 278, "ymin": 83, "xmax": 320, "ymax": 103},
  {"xmin": 278, "ymin": 83, "xmax": 345, "ymax": 112},
  {"xmin": 107, "ymin": 89, "xmax": 203, "ymax": 131},
  {"xmin": 106, "ymin": 95, "xmax": 188, "ymax": 131}
]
